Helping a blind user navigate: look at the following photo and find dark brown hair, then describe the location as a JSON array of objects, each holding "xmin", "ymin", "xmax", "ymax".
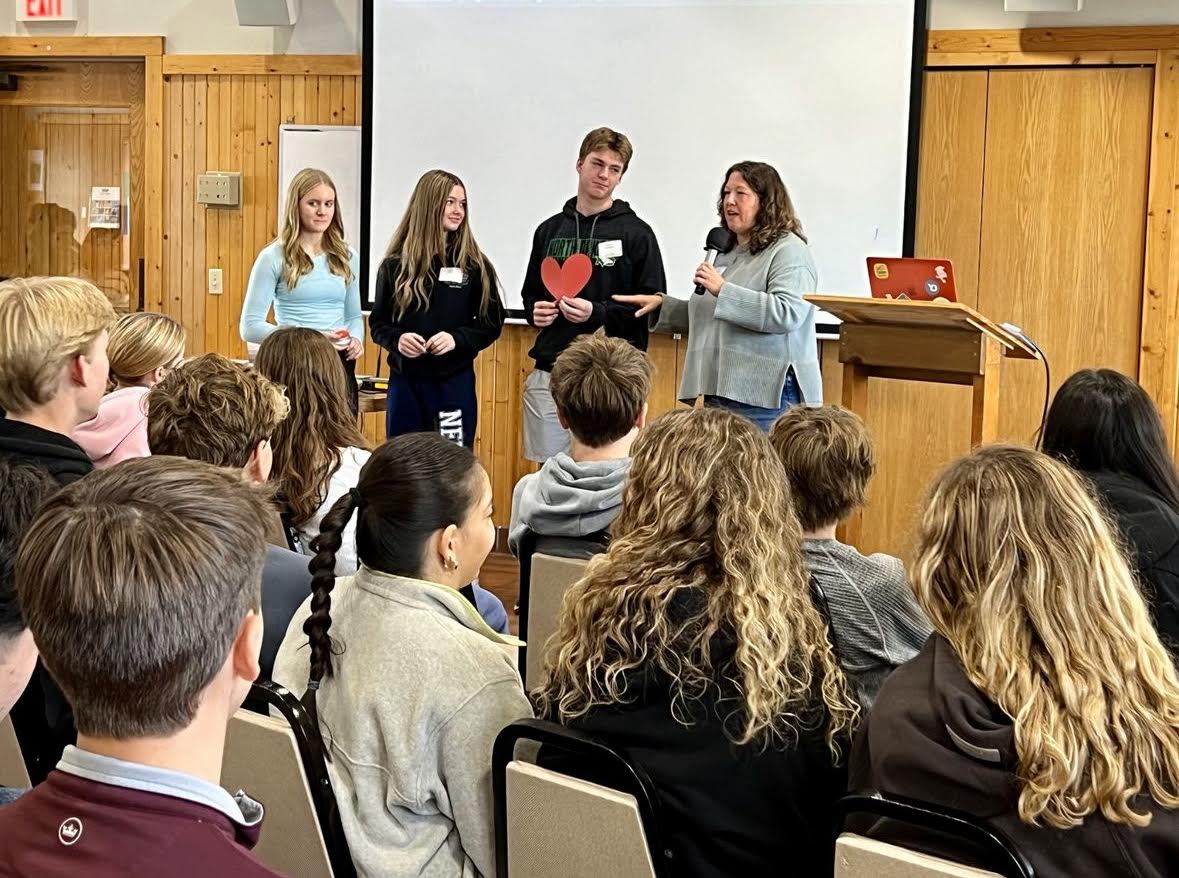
[
  {"xmin": 578, "ymin": 127, "xmax": 634, "ymax": 173},
  {"xmin": 15, "ymin": 456, "xmax": 273, "ymax": 738},
  {"xmin": 0, "ymin": 461, "xmax": 56, "ymax": 641},
  {"xmin": 769, "ymin": 405, "xmax": 875, "ymax": 531},
  {"xmin": 255, "ymin": 328, "xmax": 369, "ymax": 526},
  {"xmin": 300, "ymin": 433, "xmax": 483, "ymax": 722},
  {"xmin": 717, "ymin": 161, "xmax": 807, "ymax": 254},
  {"xmin": 549, "ymin": 334, "xmax": 651, "ymax": 448},
  {"xmin": 147, "ymin": 353, "xmax": 290, "ymax": 468}
]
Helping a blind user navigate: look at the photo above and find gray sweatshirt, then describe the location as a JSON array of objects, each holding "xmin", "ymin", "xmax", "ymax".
[
  {"xmin": 508, "ymin": 453, "xmax": 630, "ymax": 554},
  {"xmin": 271, "ymin": 568, "xmax": 532, "ymax": 878},
  {"xmin": 803, "ymin": 538, "xmax": 933, "ymax": 709}
]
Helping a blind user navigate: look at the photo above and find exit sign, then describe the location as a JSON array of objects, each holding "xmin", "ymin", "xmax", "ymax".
[{"xmin": 17, "ymin": 0, "xmax": 77, "ymax": 20}]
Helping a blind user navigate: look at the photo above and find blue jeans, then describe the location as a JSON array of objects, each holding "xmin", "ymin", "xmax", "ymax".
[{"xmin": 704, "ymin": 369, "xmax": 801, "ymax": 431}]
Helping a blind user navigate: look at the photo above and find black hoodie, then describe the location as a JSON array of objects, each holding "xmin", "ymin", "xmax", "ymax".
[
  {"xmin": 851, "ymin": 635, "xmax": 1179, "ymax": 878},
  {"xmin": 521, "ymin": 198, "xmax": 666, "ymax": 371},
  {"xmin": 0, "ymin": 418, "xmax": 92, "ymax": 485}
]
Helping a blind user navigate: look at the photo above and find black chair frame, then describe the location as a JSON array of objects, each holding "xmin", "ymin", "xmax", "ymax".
[
  {"xmin": 247, "ymin": 680, "xmax": 358, "ymax": 878},
  {"xmin": 492, "ymin": 718, "xmax": 671, "ymax": 878},
  {"xmin": 835, "ymin": 793, "xmax": 1034, "ymax": 878}
]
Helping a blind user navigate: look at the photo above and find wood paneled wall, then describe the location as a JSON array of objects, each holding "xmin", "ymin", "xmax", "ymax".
[{"xmin": 159, "ymin": 71, "xmax": 362, "ymax": 357}]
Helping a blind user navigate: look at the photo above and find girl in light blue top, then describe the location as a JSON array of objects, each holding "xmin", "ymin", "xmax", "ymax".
[{"xmin": 240, "ymin": 167, "xmax": 363, "ymax": 410}]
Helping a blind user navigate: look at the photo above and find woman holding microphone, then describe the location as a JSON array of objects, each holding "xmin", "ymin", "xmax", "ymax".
[
  {"xmin": 240, "ymin": 168, "xmax": 363, "ymax": 411},
  {"xmin": 616, "ymin": 161, "xmax": 820, "ymax": 429}
]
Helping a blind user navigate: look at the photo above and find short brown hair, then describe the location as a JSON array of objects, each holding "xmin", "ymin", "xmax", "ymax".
[
  {"xmin": 769, "ymin": 405, "xmax": 875, "ymax": 531},
  {"xmin": 579, "ymin": 127, "xmax": 633, "ymax": 174},
  {"xmin": 550, "ymin": 334, "xmax": 651, "ymax": 448},
  {"xmin": 148, "ymin": 353, "xmax": 290, "ymax": 468},
  {"xmin": 15, "ymin": 456, "xmax": 273, "ymax": 738},
  {"xmin": 0, "ymin": 276, "xmax": 116, "ymax": 414}
]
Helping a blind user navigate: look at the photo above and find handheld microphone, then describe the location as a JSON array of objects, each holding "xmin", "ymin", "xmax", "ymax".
[{"xmin": 694, "ymin": 226, "xmax": 738, "ymax": 295}]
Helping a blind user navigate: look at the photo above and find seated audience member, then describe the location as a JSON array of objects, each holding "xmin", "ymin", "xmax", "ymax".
[
  {"xmin": 534, "ymin": 408, "xmax": 858, "ymax": 878},
  {"xmin": 509, "ymin": 333, "xmax": 651, "ymax": 554},
  {"xmin": 257, "ymin": 326, "xmax": 509, "ymax": 631},
  {"xmin": 72, "ymin": 312, "xmax": 185, "ymax": 469},
  {"xmin": 0, "ymin": 461, "xmax": 56, "ymax": 802},
  {"xmin": 852, "ymin": 445, "xmax": 1179, "ymax": 878},
  {"xmin": 769, "ymin": 405, "xmax": 931, "ymax": 707},
  {"xmin": 0, "ymin": 276, "xmax": 115, "ymax": 483},
  {"xmin": 146, "ymin": 353, "xmax": 305, "ymax": 680},
  {"xmin": 0, "ymin": 457, "xmax": 288, "ymax": 877},
  {"xmin": 1042, "ymin": 368, "xmax": 1179, "ymax": 653},
  {"xmin": 272, "ymin": 433, "xmax": 532, "ymax": 878}
]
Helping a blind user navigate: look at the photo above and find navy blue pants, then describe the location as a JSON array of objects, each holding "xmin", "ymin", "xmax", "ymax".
[{"xmin": 386, "ymin": 367, "xmax": 477, "ymax": 448}]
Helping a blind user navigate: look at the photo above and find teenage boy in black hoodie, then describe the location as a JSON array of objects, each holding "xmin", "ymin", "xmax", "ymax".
[{"xmin": 521, "ymin": 127, "xmax": 666, "ymax": 462}]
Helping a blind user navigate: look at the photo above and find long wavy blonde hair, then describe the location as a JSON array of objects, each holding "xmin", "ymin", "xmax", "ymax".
[
  {"xmin": 914, "ymin": 444, "xmax": 1179, "ymax": 828},
  {"xmin": 533, "ymin": 407, "xmax": 858, "ymax": 753},
  {"xmin": 279, "ymin": 168, "xmax": 353, "ymax": 292},
  {"xmin": 384, "ymin": 169, "xmax": 500, "ymax": 320}
]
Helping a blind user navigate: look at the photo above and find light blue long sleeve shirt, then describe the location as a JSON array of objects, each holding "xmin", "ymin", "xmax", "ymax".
[{"xmin": 239, "ymin": 240, "xmax": 364, "ymax": 344}]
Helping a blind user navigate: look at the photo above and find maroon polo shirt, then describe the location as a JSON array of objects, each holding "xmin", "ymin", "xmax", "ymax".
[{"xmin": 0, "ymin": 770, "xmax": 289, "ymax": 877}]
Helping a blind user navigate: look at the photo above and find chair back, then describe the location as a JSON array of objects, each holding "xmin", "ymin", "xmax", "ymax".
[
  {"xmin": 836, "ymin": 834, "xmax": 1005, "ymax": 877},
  {"xmin": 493, "ymin": 718, "xmax": 669, "ymax": 878},
  {"xmin": 524, "ymin": 553, "xmax": 590, "ymax": 688},
  {"xmin": 222, "ymin": 680, "xmax": 356, "ymax": 878},
  {"xmin": 835, "ymin": 794, "xmax": 1033, "ymax": 878},
  {"xmin": 0, "ymin": 715, "xmax": 30, "ymax": 790}
]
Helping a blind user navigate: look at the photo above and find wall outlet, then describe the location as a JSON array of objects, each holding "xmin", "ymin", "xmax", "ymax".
[
  {"xmin": 209, "ymin": 268, "xmax": 224, "ymax": 295},
  {"xmin": 197, "ymin": 172, "xmax": 241, "ymax": 207}
]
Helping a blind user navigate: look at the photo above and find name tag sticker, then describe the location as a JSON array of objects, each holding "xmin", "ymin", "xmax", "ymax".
[
  {"xmin": 439, "ymin": 267, "xmax": 464, "ymax": 285},
  {"xmin": 598, "ymin": 240, "xmax": 623, "ymax": 261}
]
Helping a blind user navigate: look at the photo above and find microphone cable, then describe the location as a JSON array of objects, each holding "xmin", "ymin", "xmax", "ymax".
[{"xmin": 1000, "ymin": 322, "xmax": 1051, "ymax": 445}]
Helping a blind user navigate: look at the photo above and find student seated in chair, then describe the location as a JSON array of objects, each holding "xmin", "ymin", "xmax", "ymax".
[
  {"xmin": 146, "ymin": 353, "xmax": 307, "ymax": 681},
  {"xmin": 852, "ymin": 446, "xmax": 1179, "ymax": 878},
  {"xmin": 509, "ymin": 333, "xmax": 650, "ymax": 554},
  {"xmin": 769, "ymin": 405, "xmax": 931, "ymax": 708},
  {"xmin": 534, "ymin": 408, "xmax": 858, "ymax": 878},
  {"xmin": 0, "ymin": 457, "xmax": 289, "ymax": 877},
  {"xmin": 273, "ymin": 433, "xmax": 532, "ymax": 878},
  {"xmin": 0, "ymin": 461, "xmax": 56, "ymax": 803}
]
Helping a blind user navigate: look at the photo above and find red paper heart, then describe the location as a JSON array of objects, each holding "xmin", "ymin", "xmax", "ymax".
[{"xmin": 540, "ymin": 253, "xmax": 593, "ymax": 300}]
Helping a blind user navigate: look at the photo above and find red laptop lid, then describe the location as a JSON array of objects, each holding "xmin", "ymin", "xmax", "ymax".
[{"xmin": 866, "ymin": 257, "xmax": 957, "ymax": 302}]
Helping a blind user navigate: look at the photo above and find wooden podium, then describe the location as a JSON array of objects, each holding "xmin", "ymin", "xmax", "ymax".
[{"xmin": 804, "ymin": 295, "xmax": 1040, "ymax": 544}]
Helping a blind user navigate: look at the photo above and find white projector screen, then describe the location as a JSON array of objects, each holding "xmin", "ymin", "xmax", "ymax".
[{"xmin": 365, "ymin": 0, "xmax": 917, "ymax": 315}]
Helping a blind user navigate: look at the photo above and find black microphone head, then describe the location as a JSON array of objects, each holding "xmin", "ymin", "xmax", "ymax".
[{"xmin": 705, "ymin": 226, "xmax": 737, "ymax": 253}]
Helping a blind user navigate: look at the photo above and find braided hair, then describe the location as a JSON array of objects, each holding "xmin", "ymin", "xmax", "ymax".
[{"xmin": 300, "ymin": 432, "xmax": 482, "ymax": 721}]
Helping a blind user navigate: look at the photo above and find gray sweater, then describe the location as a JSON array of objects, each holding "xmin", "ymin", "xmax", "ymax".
[
  {"xmin": 508, "ymin": 453, "xmax": 630, "ymax": 554},
  {"xmin": 803, "ymin": 538, "xmax": 933, "ymax": 709},
  {"xmin": 654, "ymin": 232, "xmax": 822, "ymax": 408},
  {"xmin": 271, "ymin": 568, "xmax": 532, "ymax": 878}
]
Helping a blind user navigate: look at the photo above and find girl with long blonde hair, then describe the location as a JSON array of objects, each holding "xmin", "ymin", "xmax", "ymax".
[
  {"xmin": 534, "ymin": 407, "xmax": 858, "ymax": 877},
  {"xmin": 852, "ymin": 444, "xmax": 1179, "ymax": 878},
  {"xmin": 369, "ymin": 169, "xmax": 503, "ymax": 447},
  {"xmin": 240, "ymin": 168, "xmax": 363, "ymax": 411},
  {"xmin": 72, "ymin": 311, "xmax": 185, "ymax": 469}
]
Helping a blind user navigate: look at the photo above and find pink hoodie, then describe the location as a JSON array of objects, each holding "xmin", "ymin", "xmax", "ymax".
[{"xmin": 71, "ymin": 385, "xmax": 152, "ymax": 469}]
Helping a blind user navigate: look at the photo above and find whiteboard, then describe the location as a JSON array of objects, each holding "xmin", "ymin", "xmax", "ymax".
[
  {"xmin": 279, "ymin": 125, "xmax": 362, "ymax": 251},
  {"xmin": 367, "ymin": 0, "xmax": 915, "ymax": 315}
]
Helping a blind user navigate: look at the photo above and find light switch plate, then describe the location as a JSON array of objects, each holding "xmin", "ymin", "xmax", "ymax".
[
  {"xmin": 209, "ymin": 268, "xmax": 223, "ymax": 295},
  {"xmin": 197, "ymin": 172, "xmax": 241, "ymax": 207}
]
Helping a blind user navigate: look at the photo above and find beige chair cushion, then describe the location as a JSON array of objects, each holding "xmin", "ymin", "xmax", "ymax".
[
  {"xmin": 506, "ymin": 760, "xmax": 656, "ymax": 878},
  {"xmin": 525, "ymin": 554, "xmax": 589, "ymax": 688},
  {"xmin": 0, "ymin": 715, "xmax": 29, "ymax": 790},
  {"xmin": 221, "ymin": 708, "xmax": 335, "ymax": 878},
  {"xmin": 836, "ymin": 833, "xmax": 1003, "ymax": 878}
]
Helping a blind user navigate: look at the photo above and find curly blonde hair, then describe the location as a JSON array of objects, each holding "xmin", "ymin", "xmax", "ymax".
[
  {"xmin": 533, "ymin": 407, "xmax": 858, "ymax": 753},
  {"xmin": 914, "ymin": 445, "xmax": 1179, "ymax": 829}
]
